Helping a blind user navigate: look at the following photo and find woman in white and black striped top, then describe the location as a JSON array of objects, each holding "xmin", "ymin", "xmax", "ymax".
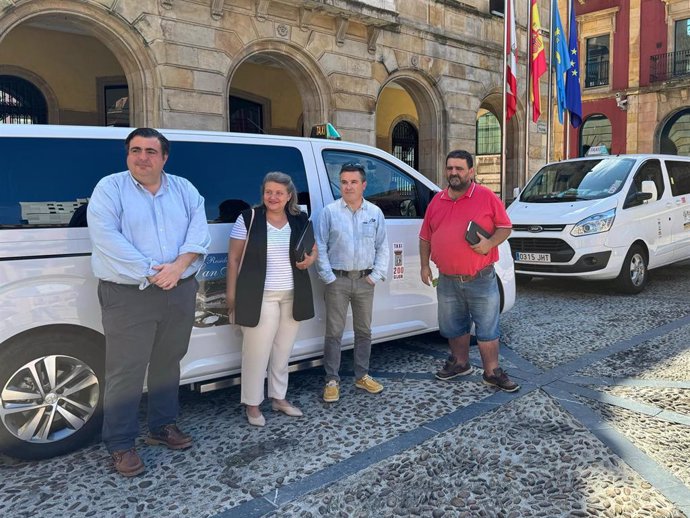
[{"xmin": 226, "ymin": 172, "xmax": 317, "ymax": 427}]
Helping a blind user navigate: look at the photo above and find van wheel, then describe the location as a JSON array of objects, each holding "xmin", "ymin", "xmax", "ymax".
[
  {"xmin": 0, "ymin": 331, "xmax": 104, "ymax": 460},
  {"xmin": 616, "ymin": 245, "xmax": 648, "ymax": 294}
]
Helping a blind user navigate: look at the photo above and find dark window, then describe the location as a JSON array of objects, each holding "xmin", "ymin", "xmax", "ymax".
[
  {"xmin": 476, "ymin": 112, "xmax": 501, "ymax": 155},
  {"xmin": 666, "ymin": 160, "xmax": 690, "ymax": 196},
  {"xmin": 391, "ymin": 121, "xmax": 418, "ymax": 170},
  {"xmin": 229, "ymin": 96, "xmax": 263, "ymax": 134},
  {"xmin": 0, "ymin": 75, "xmax": 47, "ymax": 124},
  {"xmin": 659, "ymin": 109, "xmax": 690, "ymax": 156},
  {"xmin": 674, "ymin": 18, "xmax": 690, "ymax": 76},
  {"xmin": 322, "ymin": 150, "xmax": 432, "ymax": 218},
  {"xmin": 579, "ymin": 114, "xmax": 612, "ymax": 157},
  {"xmin": 104, "ymin": 85, "xmax": 129, "ymax": 127},
  {"xmin": 489, "ymin": 0, "xmax": 504, "ymax": 17},
  {"xmin": 0, "ymin": 137, "xmax": 310, "ymax": 227},
  {"xmin": 585, "ymin": 35, "xmax": 610, "ymax": 88},
  {"xmin": 624, "ymin": 160, "xmax": 664, "ymax": 208}
]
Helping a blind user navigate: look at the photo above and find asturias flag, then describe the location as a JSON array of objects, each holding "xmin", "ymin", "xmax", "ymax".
[
  {"xmin": 552, "ymin": 0, "xmax": 569, "ymax": 124},
  {"xmin": 506, "ymin": 0, "xmax": 518, "ymax": 121},
  {"xmin": 530, "ymin": 0, "xmax": 547, "ymax": 122},
  {"xmin": 565, "ymin": 0, "xmax": 583, "ymax": 128}
]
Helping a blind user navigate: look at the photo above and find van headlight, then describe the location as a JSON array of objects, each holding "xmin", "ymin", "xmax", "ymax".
[{"xmin": 570, "ymin": 208, "xmax": 616, "ymax": 236}]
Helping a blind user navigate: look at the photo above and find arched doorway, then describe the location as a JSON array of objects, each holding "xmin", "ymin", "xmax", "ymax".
[
  {"xmin": 0, "ymin": 2, "xmax": 158, "ymax": 127},
  {"xmin": 227, "ymin": 42, "xmax": 331, "ymax": 136},
  {"xmin": 0, "ymin": 75, "xmax": 47, "ymax": 124},
  {"xmin": 476, "ymin": 90, "xmax": 521, "ymax": 200},
  {"xmin": 376, "ymin": 71, "xmax": 445, "ymax": 183},
  {"xmin": 658, "ymin": 108, "xmax": 690, "ymax": 155},
  {"xmin": 579, "ymin": 114, "xmax": 612, "ymax": 156},
  {"xmin": 391, "ymin": 120, "xmax": 419, "ymax": 170}
]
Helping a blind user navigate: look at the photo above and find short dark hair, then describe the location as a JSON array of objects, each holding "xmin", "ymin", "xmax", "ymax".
[
  {"xmin": 340, "ymin": 162, "xmax": 366, "ymax": 182},
  {"xmin": 446, "ymin": 149, "xmax": 473, "ymax": 169},
  {"xmin": 125, "ymin": 128, "xmax": 170, "ymax": 157}
]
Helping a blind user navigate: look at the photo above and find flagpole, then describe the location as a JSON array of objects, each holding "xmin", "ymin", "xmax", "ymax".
[
  {"xmin": 546, "ymin": 0, "xmax": 554, "ymax": 163},
  {"xmin": 565, "ymin": 0, "xmax": 571, "ymax": 159},
  {"xmin": 524, "ymin": 0, "xmax": 532, "ymax": 189},
  {"xmin": 501, "ymin": 4, "xmax": 508, "ymax": 203}
]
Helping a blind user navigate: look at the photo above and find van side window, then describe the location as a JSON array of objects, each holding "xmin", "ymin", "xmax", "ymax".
[
  {"xmin": 666, "ymin": 160, "xmax": 690, "ymax": 197},
  {"xmin": 0, "ymin": 137, "xmax": 122, "ymax": 227},
  {"xmin": 322, "ymin": 151, "xmax": 428, "ymax": 218},
  {"xmin": 0, "ymin": 138, "xmax": 310, "ymax": 228},
  {"xmin": 166, "ymin": 141, "xmax": 310, "ymax": 222},
  {"xmin": 624, "ymin": 160, "xmax": 664, "ymax": 208}
]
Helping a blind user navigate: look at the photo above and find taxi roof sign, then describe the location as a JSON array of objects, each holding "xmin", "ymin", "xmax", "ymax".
[
  {"xmin": 586, "ymin": 144, "xmax": 609, "ymax": 156},
  {"xmin": 311, "ymin": 123, "xmax": 341, "ymax": 140}
]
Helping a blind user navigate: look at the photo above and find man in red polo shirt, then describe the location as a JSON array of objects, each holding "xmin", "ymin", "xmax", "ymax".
[{"xmin": 419, "ymin": 150, "xmax": 519, "ymax": 392}]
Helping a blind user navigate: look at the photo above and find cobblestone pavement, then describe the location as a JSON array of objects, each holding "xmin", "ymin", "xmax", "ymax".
[{"xmin": 1, "ymin": 261, "xmax": 689, "ymax": 517}]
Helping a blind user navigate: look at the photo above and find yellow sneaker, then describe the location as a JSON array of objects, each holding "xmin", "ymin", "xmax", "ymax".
[
  {"xmin": 323, "ymin": 380, "xmax": 340, "ymax": 402},
  {"xmin": 355, "ymin": 374, "xmax": 383, "ymax": 394}
]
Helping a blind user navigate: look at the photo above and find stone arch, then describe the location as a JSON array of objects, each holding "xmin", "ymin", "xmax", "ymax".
[
  {"xmin": 226, "ymin": 40, "xmax": 332, "ymax": 133},
  {"xmin": 477, "ymin": 87, "xmax": 522, "ymax": 199},
  {"xmin": 377, "ymin": 69, "xmax": 446, "ymax": 183},
  {"xmin": 655, "ymin": 106, "xmax": 690, "ymax": 155},
  {"xmin": 0, "ymin": 0, "xmax": 160, "ymax": 126},
  {"xmin": 0, "ymin": 65, "xmax": 59, "ymax": 123}
]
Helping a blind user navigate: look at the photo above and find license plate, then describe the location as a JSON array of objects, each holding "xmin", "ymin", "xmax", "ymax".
[{"xmin": 516, "ymin": 252, "xmax": 551, "ymax": 263}]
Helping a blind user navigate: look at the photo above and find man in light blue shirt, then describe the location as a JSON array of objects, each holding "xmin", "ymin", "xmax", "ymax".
[
  {"xmin": 316, "ymin": 163, "xmax": 389, "ymax": 403},
  {"xmin": 88, "ymin": 128, "xmax": 210, "ymax": 477}
]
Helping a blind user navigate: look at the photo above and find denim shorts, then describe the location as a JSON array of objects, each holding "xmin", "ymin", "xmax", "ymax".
[{"xmin": 436, "ymin": 268, "xmax": 500, "ymax": 342}]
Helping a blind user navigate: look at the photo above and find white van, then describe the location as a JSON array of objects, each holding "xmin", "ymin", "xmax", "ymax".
[
  {"xmin": 507, "ymin": 154, "xmax": 690, "ymax": 293},
  {"xmin": 0, "ymin": 125, "xmax": 515, "ymax": 460}
]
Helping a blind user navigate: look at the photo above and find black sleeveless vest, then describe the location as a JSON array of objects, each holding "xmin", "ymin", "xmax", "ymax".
[{"xmin": 234, "ymin": 207, "xmax": 315, "ymax": 327}]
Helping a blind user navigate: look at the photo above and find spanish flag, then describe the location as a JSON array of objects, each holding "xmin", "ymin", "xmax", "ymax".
[{"xmin": 530, "ymin": 0, "xmax": 547, "ymax": 122}]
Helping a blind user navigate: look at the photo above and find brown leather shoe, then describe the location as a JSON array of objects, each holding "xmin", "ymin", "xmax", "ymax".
[
  {"xmin": 145, "ymin": 424, "xmax": 193, "ymax": 450},
  {"xmin": 111, "ymin": 448, "xmax": 145, "ymax": 477}
]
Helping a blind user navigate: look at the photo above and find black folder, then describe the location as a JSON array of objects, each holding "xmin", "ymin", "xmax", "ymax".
[
  {"xmin": 295, "ymin": 220, "xmax": 315, "ymax": 261},
  {"xmin": 465, "ymin": 220, "xmax": 492, "ymax": 246}
]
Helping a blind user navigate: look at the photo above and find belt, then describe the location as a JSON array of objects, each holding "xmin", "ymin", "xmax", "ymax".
[
  {"xmin": 100, "ymin": 274, "xmax": 197, "ymax": 288},
  {"xmin": 443, "ymin": 265, "xmax": 494, "ymax": 283},
  {"xmin": 332, "ymin": 269, "xmax": 373, "ymax": 279}
]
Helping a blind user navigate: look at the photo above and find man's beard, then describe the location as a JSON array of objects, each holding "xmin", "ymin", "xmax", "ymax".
[{"xmin": 448, "ymin": 175, "xmax": 471, "ymax": 192}]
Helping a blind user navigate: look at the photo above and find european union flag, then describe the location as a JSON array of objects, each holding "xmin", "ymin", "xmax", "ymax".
[
  {"xmin": 565, "ymin": 0, "xmax": 582, "ymax": 128},
  {"xmin": 552, "ymin": 0, "xmax": 569, "ymax": 124}
]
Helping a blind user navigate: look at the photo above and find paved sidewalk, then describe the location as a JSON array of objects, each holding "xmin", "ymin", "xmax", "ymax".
[{"xmin": 1, "ymin": 261, "xmax": 689, "ymax": 517}]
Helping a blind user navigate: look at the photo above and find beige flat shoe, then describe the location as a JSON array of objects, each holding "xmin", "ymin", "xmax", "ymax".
[
  {"xmin": 271, "ymin": 401, "xmax": 303, "ymax": 417},
  {"xmin": 245, "ymin": 408, "xmax": 265, "ymax": 427}
]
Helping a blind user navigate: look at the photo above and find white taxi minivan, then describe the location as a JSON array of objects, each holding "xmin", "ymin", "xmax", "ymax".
[
  {"xmin": 507, "ymin": 154, "xmax": 690, "ymax": 293},
  {"xmin": 0, "ymin": 125, "xmax": 515, "ymax": 460}
]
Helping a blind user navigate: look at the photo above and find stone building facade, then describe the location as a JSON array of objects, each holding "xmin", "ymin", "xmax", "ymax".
[
  {"xmin": 0, "ymin": 0, "xmax": 547, "ymax": 191},
  {"xmin": 553, "ymin": 0, "xmax": 690, "ymax": 160}
]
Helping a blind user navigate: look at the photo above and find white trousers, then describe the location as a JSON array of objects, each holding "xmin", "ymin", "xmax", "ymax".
[{"xmin": 240, "ymin": 290, "xmax": 300, "ymax": 406}]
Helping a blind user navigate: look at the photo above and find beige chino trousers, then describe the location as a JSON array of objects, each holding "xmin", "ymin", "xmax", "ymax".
[{"xmin": 240, "ymin": 289, "xmax": 300, "ymax": 406}]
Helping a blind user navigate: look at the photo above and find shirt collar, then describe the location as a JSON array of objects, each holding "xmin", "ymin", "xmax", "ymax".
[
  {"xmin": 441, "ymin": 182, "xmax": 476, "ymax": 201},
  {"xmin": 129, "ymin": 170, "xmax": 168, "ymax": 194},
  {"xmin": 338, "ymin": 197, "xmax": 367, "ymax": 211}
]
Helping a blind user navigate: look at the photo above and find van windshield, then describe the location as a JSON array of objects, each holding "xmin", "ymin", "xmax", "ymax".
[{"xmin": 520, "ymin": 158, "xmax": 635, "ymax": 202}]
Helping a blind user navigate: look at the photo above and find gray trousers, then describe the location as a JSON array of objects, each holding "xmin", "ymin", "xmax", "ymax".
[
  {"xmin": 98, "ymin": 277, "xmax": 198, "ymax": 453},
  {"xmin": 323, "ymin": 276, "xmax": 375, "ymax": 382}
]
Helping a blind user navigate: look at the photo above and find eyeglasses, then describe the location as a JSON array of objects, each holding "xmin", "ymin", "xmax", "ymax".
[{"xmin": 340, "ymin": 162, "xmax": 365, "ymax": 173}]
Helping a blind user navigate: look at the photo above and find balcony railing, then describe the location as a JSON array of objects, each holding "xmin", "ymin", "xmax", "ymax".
[
  {"xmin": 585, "ymin": 59, "xmax": 609, "ymax": 88},
  {"xmin": 650, "ymin": 49, "xmax": 690, "ymax": 82}
]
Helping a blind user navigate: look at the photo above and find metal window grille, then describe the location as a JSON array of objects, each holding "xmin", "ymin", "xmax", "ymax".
[
  {"xmin": 476, "ymin": 112, "xmax": 501, "ymax": 155},
  {"xmin": 0, "ymin": 75, "xmax": 47, "ymax": 124},
  {"xmin": 391, "ymin": 121, "xmax": 418, "ymax": 170}
]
